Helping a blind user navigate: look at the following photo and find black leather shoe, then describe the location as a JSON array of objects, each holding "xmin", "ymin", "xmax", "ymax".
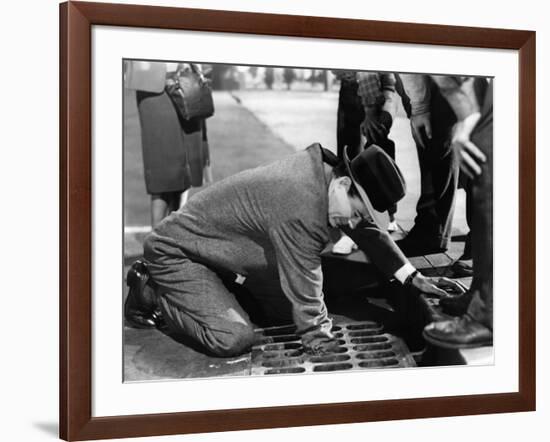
[
  {"xmin": 125, "ymin": 260, "xmax": 160, "ymax": 329},
  {"xmin": 423, "ymin": 315, "xmax": 493, "ymax": 349},
  {"xmin": 439, "ymin": 290, "xmax": 474, "ymax": 316},
  {"xmin": 396, "ymin": 233, "xmax": 446, "ymax": 257}
]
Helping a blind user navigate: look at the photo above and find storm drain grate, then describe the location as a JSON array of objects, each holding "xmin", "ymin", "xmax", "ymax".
[{"xmin": 251, "ymin": 321, "xmax": 416, "ymax": 375}]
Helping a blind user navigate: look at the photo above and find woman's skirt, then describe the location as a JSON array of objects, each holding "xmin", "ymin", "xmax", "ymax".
[{"xmin": 136, "ymin": 90, "xmax": 209, "ymax": 195}]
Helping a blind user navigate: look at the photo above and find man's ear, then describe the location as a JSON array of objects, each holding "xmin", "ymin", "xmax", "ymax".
[{"xmin": 336, "ymin": 176, "xmax": 352, "ymax": 190}]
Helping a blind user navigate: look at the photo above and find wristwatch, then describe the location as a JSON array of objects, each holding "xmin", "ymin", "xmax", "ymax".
[{"xmin": 404, "ymin": 270, "xmax": 419, "ymax": 286}]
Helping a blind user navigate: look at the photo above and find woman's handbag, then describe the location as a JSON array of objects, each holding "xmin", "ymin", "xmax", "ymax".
[{"xmin": 165, "ymin": 64, "xmax": 215, "ymax": 121}]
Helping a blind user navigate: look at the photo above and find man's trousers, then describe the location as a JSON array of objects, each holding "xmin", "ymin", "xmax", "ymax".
[
  {"xmin": 466, "ymin": 80, "xmax": 493, "ymax": 329},
  {"xmin": 143, "ymin": 233, "xmax": 294, "ymax": 356},
  {"xmin": 397, "ymin": 75, "xmax": 459, "ymax": 247}
]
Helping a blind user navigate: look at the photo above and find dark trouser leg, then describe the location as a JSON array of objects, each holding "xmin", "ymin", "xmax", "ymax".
[
  {"xmin": 466, "ymin": 85, "xmax": 493, "ymax": 329},
  {"xmin": 337, "ymin": 80, "xmax": 398, "ymax": 217},
  {"xmin": 336, "ymin": 81, "xmax": 364, "ymax": 161},
  {"xmin": 376, "ymin": 137, "xmax": 397, "ymax": 217},
  {"xmin": 412, "ymin": 85, "xmax": 459, "ymax": 247},
  {"xmin": 462, "ymin": 176, "xmax": 473, "ymax": 259},
  {"xmin": 144, "ymin": 235, "xmax": 256, "ymax": 357}
]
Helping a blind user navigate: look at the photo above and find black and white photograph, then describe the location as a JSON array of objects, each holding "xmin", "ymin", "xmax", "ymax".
[{"xmin": 123, "ymin": 60, "xmax": 494, "ymax": 381}]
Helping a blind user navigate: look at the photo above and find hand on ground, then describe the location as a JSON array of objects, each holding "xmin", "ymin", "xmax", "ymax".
[{"xmin": 411, "ymin": 273, "xmax": 467, "ymax": 297}]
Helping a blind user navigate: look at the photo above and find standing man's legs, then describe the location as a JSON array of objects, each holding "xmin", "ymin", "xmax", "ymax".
[
  {"xmin": 369, "ymin": 137, "xmax": 398, "ymax": 222},
  {"xmin": 429, "ymin": 87, "xmax": 460, "ymax": 247},
  {"xmin": 334, "ymin": 79, "xmax": 366, "ymax": 254},
  {"xmin": 336, "ymin": 80, "xmax": 364, "ymax": 160},
  {"xmin": 423, "ymin": 81, "xmax": 493, "ymax": 348},
  {"xmin": 464, "ymin": 86, "xmax": 493, "ymax": 329},
  {"xmin": 397, "ymin": 81, "xmax": 459, "ymax": 255},
  {"xmin": 449, "ymin": 174, "xmax": 474, "ymax": 278}
]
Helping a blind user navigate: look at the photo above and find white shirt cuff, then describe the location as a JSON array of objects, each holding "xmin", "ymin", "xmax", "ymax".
[{"xmin": 394, "ymin": 262, "xmax": 416, "ymax": 284}]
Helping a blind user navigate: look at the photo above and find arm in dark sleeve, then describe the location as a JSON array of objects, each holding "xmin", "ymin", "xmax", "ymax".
[
  {"xmin": 356, "ymin": 73, "xmax": 398, "ymax": 133},
  {"xmin": 342, "ymin": 221, "xmax": 409, "ymax": 278}
]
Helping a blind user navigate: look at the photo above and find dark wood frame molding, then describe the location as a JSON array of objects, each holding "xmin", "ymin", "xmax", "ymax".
[{"xmin": 60, "ymin": 1, "xmax": 536, "ymax": 440}]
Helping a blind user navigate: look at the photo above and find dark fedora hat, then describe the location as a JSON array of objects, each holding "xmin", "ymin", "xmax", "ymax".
[{"xmin": 344, "ymin": 145, "xmax": 406, "ymax": 227}]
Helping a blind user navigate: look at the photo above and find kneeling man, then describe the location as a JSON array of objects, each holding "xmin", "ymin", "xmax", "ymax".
[{"xmin": 126, "ymin": 143, "xmax": 458, "ymax": 356}]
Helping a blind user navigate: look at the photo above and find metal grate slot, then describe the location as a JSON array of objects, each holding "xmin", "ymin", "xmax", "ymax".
[
  {"xmin": 356, "ymin": 350, "xmax": 396, "ymax": 360},
  {"xmin": 350, "ymin": 336, "xmax": 388, "ymax": 344},
  {"xmin": 313, "ymin": 363, "xmax": 354, "ymax": 372},
  {"xmin": 321, "ymin": 346, "xmax": 348, "ymax": 354},
  {"xmin": 348, "ymin": 330, "xmax": 381, "ymax": 337},
  {"xmin": 264, "ymin": 367, "xmax": 306, "ymax": 375},
  {"xmin": 310, "ymin": 354, "xmax": 351, "ymax": 364},
  {"xmin": 352, "ymin": 343, "xmax": 392, "ymax": 352},
  {"xmin": 358, "ymin": 358, "xmax": 400, "ymax": 368}
]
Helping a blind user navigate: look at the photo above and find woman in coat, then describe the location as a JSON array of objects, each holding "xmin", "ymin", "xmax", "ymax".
[{"xmin": 126, "ymin": 60, "xmax": 211, "ymax": 226}]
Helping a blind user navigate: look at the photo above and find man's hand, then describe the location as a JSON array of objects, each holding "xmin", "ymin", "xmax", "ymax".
[
  {"xmin": 361, "ymin": 108, "xmax": 391, "ymax": 145},
  {"xmin": 410, "ymin": 112, "xmax": 432, "ymax": 149},
  {"xmin": 361, "ymin": 117, "xmax": 388, "ymax": 145},
  {"xmin": 452, "ymin": 112, "xmax": 485, "ymax": 179},
  {"xmin": 410, "ymin": 272, "xmax": 467, "ymax": 297},
  {"xmin": 303, "ymin": 337, "xmax": 341, "ymax": 356},
  {"xmin": 302, "ymin": 327, "xmax": 340, "ymax": 355}
]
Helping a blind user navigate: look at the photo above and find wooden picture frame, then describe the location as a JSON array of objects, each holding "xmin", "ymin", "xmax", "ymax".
[{"xmin": 59, "ymin": 1, "xmax": 536, "ymax": 440}]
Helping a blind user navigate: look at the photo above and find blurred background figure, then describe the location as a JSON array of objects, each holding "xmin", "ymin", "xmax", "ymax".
[{"xmin": 125, "ymin": 61, "xmax": 212, "ymax": 227}]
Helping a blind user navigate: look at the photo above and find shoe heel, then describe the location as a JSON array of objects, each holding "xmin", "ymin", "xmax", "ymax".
[
  {"xmin": 125, "ymin": 260, "xmax": 158, "ymax": 329},
  {"xmin": 127, "ymin": 260, "xmax": 149, "ymax": 287}
]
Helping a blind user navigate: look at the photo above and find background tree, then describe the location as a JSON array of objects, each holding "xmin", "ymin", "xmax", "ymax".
[
  {"xmin": 283, "ymin": 68, "xmax": 296, "ymax": 90},
  {"xmin": 264, "ymin": 67, "xmax": 275, "ymax": 89}
]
